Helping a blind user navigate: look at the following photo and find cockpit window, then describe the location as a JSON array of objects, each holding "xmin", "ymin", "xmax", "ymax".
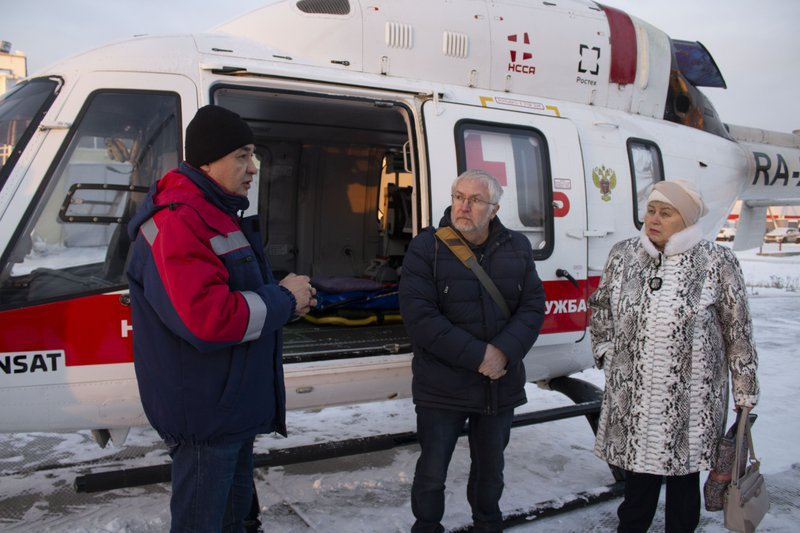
[
  {"xmin": 672, "ymin": 40, "xmax": 726, "ymax": 89},
  {"xmin": 0, "ymin": 90, "xmax": 181, "ymax": 309},
  {"xmin": 663, "ymin": 40, "xmax": 731, "ymax": 140},
  {"xmin": 0, "ymin": 77, "xmax": 61, "ymax": 189}
]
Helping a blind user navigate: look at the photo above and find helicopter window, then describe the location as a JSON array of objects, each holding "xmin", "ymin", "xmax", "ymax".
[
  {"xmin": 0, "ymin": 90, "xmax": 181, "ymax": 310},
  {"xmin": 627, "ymin": 138, "xmax": 664, "ymax": 228},
  {"xmin": 672, "ymin": 40, "xmax": 726, "ymax": 89},
  {"xmin": 0, "ymin": 77, "xmax": 61, "ymax": 190},
  {"xmin": 296, "ymin": 0, "xmax": 351, "ymax": 15},
  {"xmin": 456, "ymin": 123, "xmax": 553, "ymax": 259}
]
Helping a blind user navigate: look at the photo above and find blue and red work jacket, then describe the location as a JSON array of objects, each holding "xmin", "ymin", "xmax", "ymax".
[{"xmin": 126, "ymin": 163, "xmax": 294, "ymax": 444}]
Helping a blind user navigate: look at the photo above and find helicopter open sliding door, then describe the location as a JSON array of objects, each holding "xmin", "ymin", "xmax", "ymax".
[{"xmin": 421, "ymin": 100, "xmax": 588, "ymax": 350}]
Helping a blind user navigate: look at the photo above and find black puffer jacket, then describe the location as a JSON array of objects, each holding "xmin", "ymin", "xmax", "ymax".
[{"xmin": 399, "ymin": 209, "xmax": 545, "ymax": 414}]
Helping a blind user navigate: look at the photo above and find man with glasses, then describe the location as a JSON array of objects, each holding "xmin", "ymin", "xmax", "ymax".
[{"xmin": 399, "ymin": 169, "xmax": 546, "ymax": 532}]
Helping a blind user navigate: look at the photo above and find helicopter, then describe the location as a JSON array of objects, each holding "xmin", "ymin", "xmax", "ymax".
[{"xmin": 1, "ymin": 0, "xmax": 798, "ymax": 448}]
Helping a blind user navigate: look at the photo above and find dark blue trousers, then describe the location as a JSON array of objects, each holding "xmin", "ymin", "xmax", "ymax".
[
  {"xmin": 411, "ymin": 406, "xmax": 514, "ymax": 533},
  {"xmin": 166, "ymin": 437, "xmax": 256, "ymax": 533}
]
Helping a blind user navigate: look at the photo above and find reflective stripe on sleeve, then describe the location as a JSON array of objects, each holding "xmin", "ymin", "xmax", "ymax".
[
  {"xmin": 141, "ymin": 218, "xmax": 159, "ymax": 245},
  {"xmin": 210, "ymin": 231, "xmax": 250, "ymax": 255},
  {"xmin": 241, "ymin": 290, "xmax": 266, "ymax": 342}
]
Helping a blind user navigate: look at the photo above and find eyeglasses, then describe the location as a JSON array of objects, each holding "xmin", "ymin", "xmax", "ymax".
[{"xmin": 451, "ymin": 193, "xmax": 497, "ymax": 208}]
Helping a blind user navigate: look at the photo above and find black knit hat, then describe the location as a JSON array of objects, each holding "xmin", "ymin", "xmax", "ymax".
[{"xmin": 185, "ymin": 105, "xmax": 255, "ymax": 167}]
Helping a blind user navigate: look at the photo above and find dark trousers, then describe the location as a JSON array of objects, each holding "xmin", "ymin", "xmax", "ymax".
[
  {"xmin": 617, "ymin": 470, "xmax": 701, "ymax": 533},
  {"xmin": 411, "ymin": 406, "xmax": 514, "ymax": 533},
  {"xmin": 166, "ymin": 436, "xmax": 256, "ymax": 533}
]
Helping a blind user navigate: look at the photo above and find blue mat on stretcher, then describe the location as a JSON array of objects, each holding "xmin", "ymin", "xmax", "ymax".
[{"xmin": 311, "ymin": 276, "xmax": 399, "ymax": 311}]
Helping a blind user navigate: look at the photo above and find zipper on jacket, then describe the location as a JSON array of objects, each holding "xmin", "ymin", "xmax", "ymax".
[{"xmin": 485, "ymin": 379, "xmax": 498, "ymax": 415}]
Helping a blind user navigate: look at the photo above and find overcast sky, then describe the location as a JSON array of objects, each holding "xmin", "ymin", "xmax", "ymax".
[{"xmin": 2, "ymin": 0, "xmax": 798, "ymax": 133}]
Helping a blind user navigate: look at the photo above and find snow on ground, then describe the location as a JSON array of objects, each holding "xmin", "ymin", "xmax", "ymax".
[{"xmin": 0, "ymin": 243, "xmax": 798, "ymax": 532}]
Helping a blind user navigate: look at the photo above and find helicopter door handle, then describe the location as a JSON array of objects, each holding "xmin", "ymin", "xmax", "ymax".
[{"xmin": 556, "ymin": 268, "xmax": 580, "ymax": 288}]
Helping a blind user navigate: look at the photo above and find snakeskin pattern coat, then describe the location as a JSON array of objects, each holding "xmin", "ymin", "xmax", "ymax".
[{"xmin": 589, "ymin": 224, "xmax": 759, "ymax": 476}]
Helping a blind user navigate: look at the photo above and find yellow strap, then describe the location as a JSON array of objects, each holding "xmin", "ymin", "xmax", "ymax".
[
  {"xmin": 435, "ymin": 226, "xmax": 476, "ymax": 266},
  {"xmin": 302, "ymin": 313, "xmax": 402, "ymax": 326},
  {"xmin": 434, "ymin": 226, "xmax": 511, "ymax": 319}
]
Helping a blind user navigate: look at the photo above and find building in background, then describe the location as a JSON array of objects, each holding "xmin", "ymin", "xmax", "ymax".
[
  {"xmin": 766, "ymin": 206, "xmax": 800, "ymax": 229},
  {"xmin": 1, "ymin": 40, "xmax": 27, "ymax": 94}
]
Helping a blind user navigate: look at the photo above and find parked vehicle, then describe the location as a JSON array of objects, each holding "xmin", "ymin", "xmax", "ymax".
[
  {"xmin": 764, "ymin": 227, "xmax": 800, "ymax": 243},
  {"xmin": 716, "ymin": 226, "xmax": 737, "ymax": 241}
]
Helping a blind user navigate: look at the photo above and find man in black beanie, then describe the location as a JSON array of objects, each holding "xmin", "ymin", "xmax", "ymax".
[{"xmin": 126, "ymin": 104, "xmax": 316, "ymax": 532}]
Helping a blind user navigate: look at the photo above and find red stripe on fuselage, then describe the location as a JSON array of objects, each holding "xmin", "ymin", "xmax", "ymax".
[
  {"xmin": 0, "ymin": 276, "xmax": 602, "ymax": 367},
  {"xmin": 539, "ymin": 277, "xmax": 596, "ymax": 334},
  {"xmin": 0, "ymin": 294, "xmax": 133, "ymax": 367},
  {"xmin": 600, "ymin": 4, "xmax": 637, "ymax": 85}
]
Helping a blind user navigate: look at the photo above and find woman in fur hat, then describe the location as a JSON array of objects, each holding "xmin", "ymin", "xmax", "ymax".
[{"xmin": 589, "ymin": 179, "xmax": 759, "ymax": 532}]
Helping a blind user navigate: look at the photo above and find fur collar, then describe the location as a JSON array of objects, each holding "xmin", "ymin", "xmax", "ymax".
[{"xmin": 639, "ymin": 223, "xmax": 703, "ymax": 258}]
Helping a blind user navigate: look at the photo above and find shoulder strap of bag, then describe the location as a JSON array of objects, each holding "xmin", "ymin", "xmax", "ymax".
[
  {"xmin": 435, "ymin": 226, "xmax": 511, "ymax": 319},
  {"xmin": 732, "ymin": 406, "xmax": 759, "ymax": 486}
]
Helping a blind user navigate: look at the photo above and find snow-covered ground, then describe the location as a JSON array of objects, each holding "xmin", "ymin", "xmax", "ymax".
[{"xmin": 0, "ymin": 243, "xmax": 798, "ymax": 532}]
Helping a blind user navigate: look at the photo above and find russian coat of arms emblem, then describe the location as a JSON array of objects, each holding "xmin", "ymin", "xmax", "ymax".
[{"xmin": 592, "ymin": 165, "xmax": 617, "ymax": 202}]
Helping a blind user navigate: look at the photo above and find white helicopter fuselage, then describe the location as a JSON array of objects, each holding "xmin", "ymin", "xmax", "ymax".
[{"xmin": 0, "ymin": 0, "xmax": 797, "ymax": 444}]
